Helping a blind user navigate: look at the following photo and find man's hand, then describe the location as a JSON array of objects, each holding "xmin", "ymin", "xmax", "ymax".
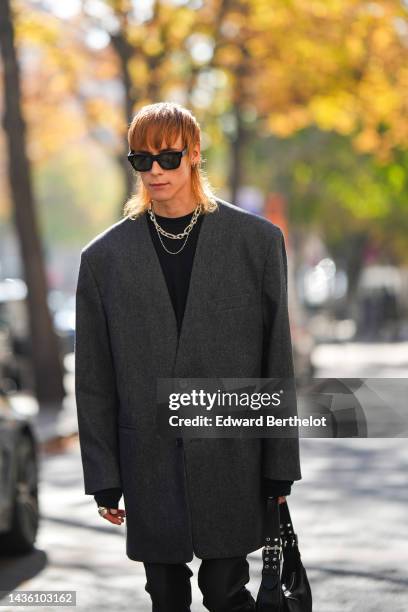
[
  {"xmin": 277, "ymin": 496, "xmax": 286, "ymax": 504},
  {"xmin": 101, "ymin": 508, "xmax": 126, "ymax": 525}
]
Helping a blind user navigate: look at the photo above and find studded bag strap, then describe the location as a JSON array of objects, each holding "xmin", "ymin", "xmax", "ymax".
[
  {"xmin": 261, "ymin": 497, "xmax": 282, "ymax": 586},
  {"xmin": 279, "ymin": 500, "xmax": 298, "ymax": 549}
]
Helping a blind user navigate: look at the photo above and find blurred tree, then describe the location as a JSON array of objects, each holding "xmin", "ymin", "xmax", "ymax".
[
  {"xmin": 81, "ymin": 0, "xmax": 208, "ymax": 215},
  {"xmin": 82, "ymin": 0, "xmax": 136, "ymax": 207},
  {"xmin": 250, "ymin": 127, "xmax": 408, "ymax": 300},
  {"xmin": 0, "ymin": 0, "xmax": 64, "ymax": 404},
  {"xmin": 246, "ymin": 0, "xmax": 408, "ymax": 160},
  {"xmin": 183, "ymin": 0, "xmax": 408, "ymax": 230}
]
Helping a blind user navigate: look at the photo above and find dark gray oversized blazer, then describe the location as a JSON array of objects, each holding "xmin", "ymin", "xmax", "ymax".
[{"xmin": 74, "ymin": 197, "xmax": 302, "ymax": 563}]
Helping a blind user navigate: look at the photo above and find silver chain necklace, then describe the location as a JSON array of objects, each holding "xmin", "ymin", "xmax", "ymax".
[{"xmin": 147, "ymin": 201, "xmax": 202, "ymax": 255}]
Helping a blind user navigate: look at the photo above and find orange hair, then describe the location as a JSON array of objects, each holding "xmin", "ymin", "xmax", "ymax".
[{"xmin": 123, "ymin": 102, "xmax": 218, "ymax": 219}]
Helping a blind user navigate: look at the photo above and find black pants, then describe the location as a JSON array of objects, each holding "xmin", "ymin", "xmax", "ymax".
[{"xmin": 143, "ymin": 556, "xmax": 256, "ymax": 611}]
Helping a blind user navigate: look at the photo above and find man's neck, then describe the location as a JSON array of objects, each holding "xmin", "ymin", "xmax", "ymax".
[{"xmin": 150, "ymin": 198, "xmax": 197, "ymax": 218}]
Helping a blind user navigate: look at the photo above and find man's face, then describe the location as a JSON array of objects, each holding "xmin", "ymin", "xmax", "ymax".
[{"xmin": 136, "ymin": 134, "xmax": 199, "ymax": 202}]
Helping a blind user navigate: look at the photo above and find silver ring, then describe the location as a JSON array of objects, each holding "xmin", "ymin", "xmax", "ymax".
[{"xmin": 98, "ymin": 506, "xmax": 109, "ymax": 517}]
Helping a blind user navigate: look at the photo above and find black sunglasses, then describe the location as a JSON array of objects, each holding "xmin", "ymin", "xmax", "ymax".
[{"xmin": 127, "ymin": 146, "xmax": 188, "ymax": 172}]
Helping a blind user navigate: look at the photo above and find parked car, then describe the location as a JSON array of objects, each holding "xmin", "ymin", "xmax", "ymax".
[
  {"xmin": 0, "ymin": 278, "xmax": 74, "ymax": 391},
  {"xmin": 0, "ymin": 387, "xmax": 39, "ymax": 555}
]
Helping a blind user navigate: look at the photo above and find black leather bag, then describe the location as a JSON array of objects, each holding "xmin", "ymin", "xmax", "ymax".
[{"xmin": 256, "ymin": 497, "xmax": 312, "ymax": 611}]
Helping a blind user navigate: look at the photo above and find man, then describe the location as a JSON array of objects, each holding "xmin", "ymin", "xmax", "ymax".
[{"xmin": 75, "ymin": 102, "xmax": 301, "ymax": 611}]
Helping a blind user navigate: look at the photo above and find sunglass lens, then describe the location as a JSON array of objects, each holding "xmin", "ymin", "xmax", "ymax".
[
  {"xmin": 159, "ymin": 152, "xmax": 180, "ymax": 169},
  {"xmin": 131, "ymin": 154, "xmax": 152, "ymax": 171}
]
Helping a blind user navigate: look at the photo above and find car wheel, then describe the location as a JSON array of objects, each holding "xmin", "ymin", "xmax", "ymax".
[{"xmin": 0, "ymin": 433, "xmax": 39, "ymax": 555}]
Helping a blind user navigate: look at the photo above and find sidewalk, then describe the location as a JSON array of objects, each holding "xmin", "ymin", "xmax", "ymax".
[{"xmin": 6, "ymin": 344, "xmax": 408, "ymax": 611}]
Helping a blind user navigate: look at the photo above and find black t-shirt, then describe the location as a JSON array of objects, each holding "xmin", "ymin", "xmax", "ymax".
[{"xmin": 146, "ymin": 208, "xmax": 204, "ymax": 335}]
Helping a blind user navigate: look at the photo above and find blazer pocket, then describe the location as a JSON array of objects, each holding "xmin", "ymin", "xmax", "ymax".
[{"xmin": 209, "ymin": 292, "xmax": 251, "ymax": 312}]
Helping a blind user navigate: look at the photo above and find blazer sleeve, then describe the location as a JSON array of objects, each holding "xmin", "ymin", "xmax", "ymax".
[
  {"xmin": 94, "ymin": 487, "xmax": 122, "ymax": 509},
  {"xmin": 264, "ymin": 479, "xmax": 293, "ymax": 498},
  {"xmin": 261, "ymin": 228, "xmax": 302, "ymax": 482},
  {"xmin": 74, "ymin": 251, "xmax": 122, "ymax": 494}
]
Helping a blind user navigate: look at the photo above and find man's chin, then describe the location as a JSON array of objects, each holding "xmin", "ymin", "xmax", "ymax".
[{"xmin": 148, "ymin": 190, "xmax": 173, "ymax": 200}]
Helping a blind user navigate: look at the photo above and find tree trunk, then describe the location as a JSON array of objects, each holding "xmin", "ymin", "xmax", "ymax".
[
  {"xmin": 229, "ymin": 103, "xmax": 250, "ymax": 206},
  {"xmin": 110, "ymin": 23, "xmax": 137, "ymax": 217},
  {"xmin": 0, "ymin": 0, "xmax": 64, "ymax": 406}
]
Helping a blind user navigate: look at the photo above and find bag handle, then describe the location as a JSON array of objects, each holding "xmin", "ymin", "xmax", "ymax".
[
  {"xmin": 260, "ymin": 497, "xmax": 282, "ymax": 596},
  {"xmin": 278, "ymin": 500, "xmax": 298, "ymax": 549}
]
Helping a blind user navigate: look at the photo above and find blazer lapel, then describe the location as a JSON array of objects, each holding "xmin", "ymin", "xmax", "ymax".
[{"xmin": 173, "ymin": 206, "xmax": 223, "ymax": 376}]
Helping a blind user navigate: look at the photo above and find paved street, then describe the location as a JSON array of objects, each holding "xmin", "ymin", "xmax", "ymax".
[{"xmin": 0, "ymin": 343, "xmax": 407, "ymax": 611}]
